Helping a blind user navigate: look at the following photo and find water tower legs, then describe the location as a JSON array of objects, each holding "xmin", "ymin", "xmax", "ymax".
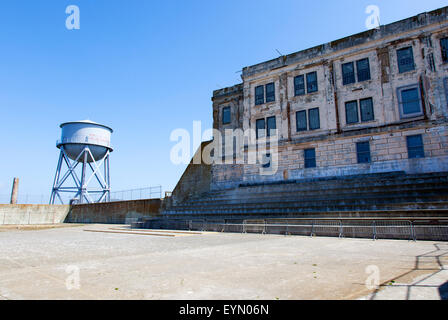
[{"xmin": 50, "ymin": 146, "xmax": 111, "ymax": 205}]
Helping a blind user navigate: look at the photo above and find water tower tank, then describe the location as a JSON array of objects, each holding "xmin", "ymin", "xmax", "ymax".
[{"xmin": 57, "ymin": 120, "xmax": 113, "ymax": 163}]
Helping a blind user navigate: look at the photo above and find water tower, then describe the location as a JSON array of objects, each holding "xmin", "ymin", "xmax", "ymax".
[{"xmin": 50, "ymin": 120, "xmax": 113, "ymax": 204}]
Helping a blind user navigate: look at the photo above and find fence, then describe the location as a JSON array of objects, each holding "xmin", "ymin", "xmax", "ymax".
[
  {"xmin": 137, "ymin": 217, "xmax": 448, "ymax": 241},
  {"xmin": 0, "ymin": 186, "xmax": 163, "ymax": 205}
]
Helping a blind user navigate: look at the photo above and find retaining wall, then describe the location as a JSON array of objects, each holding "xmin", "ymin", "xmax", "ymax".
[{"xmin": 0, "ymin": 204, "xmax": 70, "ymax": 225}]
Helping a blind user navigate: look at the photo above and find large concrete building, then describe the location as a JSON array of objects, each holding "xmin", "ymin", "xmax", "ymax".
[{"xmin": 210, "ymin": 7, "xmax": 448, "ymax": 191}]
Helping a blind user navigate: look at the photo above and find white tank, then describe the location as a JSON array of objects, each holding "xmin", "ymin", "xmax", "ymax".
[{"xmin": 56, "ymin": 120, "xmax": 113, "ymax": 163}]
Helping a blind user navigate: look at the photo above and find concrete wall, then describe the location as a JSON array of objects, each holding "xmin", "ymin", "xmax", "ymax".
[
  {"xmin": 0, "ymin": 204, "xmax": 70, "ymax": 225},
  {"xmin": 67, "ymin": 199, "xmax": 162, "ymax": 224}
]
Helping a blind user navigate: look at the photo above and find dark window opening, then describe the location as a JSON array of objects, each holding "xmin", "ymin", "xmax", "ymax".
[
  {"xmin": 265, "ymin": 83, "xmax": 275, "ymax": 103},
  {"xmin": 357, "ymin": 58, "xmax": 371, "ymax": 82},
  {"xmin": 266, "ymin": 116, "xmax": 276, "ymax": 137},
  {"xmin": 294, "ymin": 75, "xmax": 305, "ymax": 96},
  {"xmin": 407, "ymin": 135, "xmax": 425, "ymax": 159},
  {"xmin": 296, "ymin": 110, "xmax": 307, "ymax": 132},
  {"xmin": 308, "ymin": 108, "xmax": 320, "ymax": 130},
  {"xmin": 256, "ymin": 119, "xmax": 265, "ymax": 139},
  {"xmin": 441, "ymin": 38, "xmax": 448, "ymax": 63},
  {"xmin": 397, "ymin": 47, "xmax": 415, "ymax": 73},
  {"xmin": 304, "ymin": 148, "xmax": 316, "ymax": 168},
  {"xmin": 255, "ymin": 85, "xmax": 265, "ymax": 105},
  {"xmin": 222, "ymin": 107, "xmax": 231, "ymax": 125},
  {"xmin": 345, "ymin": 101, "xmax": 359, "ymax": 124},
  {"xmin": 356, "ymin": 141, "xmax": 371, "ymax": 164},
  {"xmin": 342, "ymin": 62, "xmax": 356, "ymax": 85},
  {"xmin": 400, "ymin": 87, "xmax": 422, "ymax": 116},
  {"xmin": 306, "ymin": 72, "xmax": 318, "ymax": 93},
  {"xmin": 360, "ymin": 98, "xmax": 374, "ymax": 122}
]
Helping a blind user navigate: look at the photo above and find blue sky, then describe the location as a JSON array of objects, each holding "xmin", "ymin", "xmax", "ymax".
[{"xmin": 0, "ymin": 0, "xmax": 446, "ymax": 199}]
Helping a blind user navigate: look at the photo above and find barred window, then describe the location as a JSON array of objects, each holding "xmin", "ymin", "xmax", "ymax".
[
  {"xmin": 266, "ymin": 116, "xmax": 277, "ymax": 137},
  {"xmin": 360, "ymin": 98, "xmax": 374, "ymax": 122},
  {"xmin": 304, "ymin": 148, "xmax": 316, "ymax": 168},
  {"xmin": 256, "ymin": 118, "xmax": 265, "ymax": 139},
  {"xmin": 356, "ymin": 141, "xmax": 371, "ymax": 164},
  {"xmin": 294, "ymin": 75, "xmax": 305, "ymax": 96},
  {"xmin": 356, "ymin": 58, "xmax": 371, "ymax": 82},
  {"xmin": 308, "ymin": 108, "xmax": 320, "ymax": 130},
  {"xmin": 441, "ymin": 38, "xmax": 448, "ymax": 63},
  {"xmin": 397, "ymin": 47, "xmax": 415, "ymax": 73},
  {"xmin": 345, "ymin": 101, "xmax": 359, "ymax": 124},
  {"xmin": 265, "ymin": 83, "xmax": 275, "ymax": 103},
  {"xmin": 306, "ymin": 72, "xmax": 318, "ymax": 93},
  {"xmin": 222, "ymin": 107, "xmax": 231, "ymax": 125},
  {"xmin": 296, "ymin": 110, "xmax": 307, "ymax": 132},
  {"xmin": 255, "ymin": 85, "xmax": 264, "ymax": 105},
  {"xmin": 342, "ymin": 62, "xmax": 355, "ymax": 85},
  {"xmin": 407, "ymin": 135, "xmax": 425, "ymax": 159}
]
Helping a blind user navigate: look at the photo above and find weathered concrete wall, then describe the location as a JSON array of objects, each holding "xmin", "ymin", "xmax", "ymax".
[
  {"xmin": 67, "ymin": 199, "xmax": 162, "ymax": 224},
  {"xmin": 0, "ymin": 204, "xmax": 70, "ymax": 225},
  {"xmin": 171, "ymin": 141, "xmax": 213, "ymax": 204}
]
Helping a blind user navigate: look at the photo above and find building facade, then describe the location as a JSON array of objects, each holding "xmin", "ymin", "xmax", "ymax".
[{"xmin": 210, "ymin": 8, "xmax": 448, "ymax": 191}]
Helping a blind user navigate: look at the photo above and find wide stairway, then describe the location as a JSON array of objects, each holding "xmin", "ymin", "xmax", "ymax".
[{"xmin": 162, "ymin": 171, "xmax": 448, "ymax": 219}]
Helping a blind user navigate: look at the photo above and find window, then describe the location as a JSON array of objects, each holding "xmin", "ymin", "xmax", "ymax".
[
  {"xmin": 397, "ymin": 86, "xmax": 423, "ymax": 118},
  {"xmin": 356, "ymin": 58, "xmax": 371, "ymax": 82},
  {"xmin": 304, "ymin": 149, "xmax": 316, "ymax": 168},
  {"xmin": 255, "ymin": 86, "xmax": 265, "ymax": 105},
  {"xmin": 266, "ymin": 116, "xmax": 277, "ymax": 137},
  {"xmin": 407, "ymin": 135, "xmax": 425, "ymax": 159},
  {"xmin": 342, "ymin": 62, "xmax": 356, "ymax": 85},
  {"xmin": 265, "ymin": 83, "xmax": 275, "ymax": 103},
  {"xmin": 294, "ymin": 75, "xmax": 305, "ymax": 96},
  {"xmin": 306, "ymin": 72, "xmax": 318, "ymax": 93},
  {"xmin": 296, "ymin": 110, "xmax": 307, "ymax": 132},
  {"xmin": 308, "ymin": 108, "xmax": 320, "ymax": 130},
  {"xmin": 256, "ymin": 119, "xmax": 265, "ymax": 139},
  {"xmin": 360, "ymin": 98, "xmax": 374, "ymax": 122},
  {"xmin": 397, "ymin": 47, "xmax": 415, "ymax": 73},
  {"xmin": 345, "ymin": 101, "xmax": 359, "ymax": 124},
  {"xmin": 222, "ymin": 107, "xmax": 231, "ymax": 125},
  {"xmin": 356, "ymin": 141, "xmax": 371, "ymax": 164},
  {"xmin": 441, "ymin": 38, "xmax": 448, "ymax": 63}
]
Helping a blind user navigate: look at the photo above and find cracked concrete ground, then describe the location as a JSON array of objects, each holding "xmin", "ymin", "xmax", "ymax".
[{"xmin": 0, "ymin": 224, "xmax": 446, "ymax": 300}]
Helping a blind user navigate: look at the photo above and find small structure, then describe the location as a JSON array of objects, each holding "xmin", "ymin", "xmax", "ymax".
[
  {"xmin": 50, "ymin": 120, "xmax": 113, "ymax": 204},
  {"xmin": 10, "ymin": 178, "xmax": 19, "ymax": 204}
]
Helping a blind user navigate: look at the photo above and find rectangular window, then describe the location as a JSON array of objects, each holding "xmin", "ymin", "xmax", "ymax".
[
  {"xmin": 265, "ymin": 83, "xmax": 275, "ymax": 103},
  {"xmin": 398, "ymin": 86, "xmax": 422, "ymax": 117},
  {"xmin": 294, "ymin": 75, "xmax": 305, "ymax": 96},
  {"xmin": 304, "ymin": 148, "xmax": 316, "ymax": 168},
  {"xmin": 255, "ymin": 85, "xmax": 264, "ymax": 105},
  {"xmin": 342, "ymin": 62, "xmax": 356, "ymax": 85},
  {"xmin": 222, "ymin": 107, "xmax": 231, "ymax": 125},
  {"xmin": 356, "ymin": 58, "xmax": 371, "ymax": 82},
  {"xmin": 256, "ymin": 119, "xmax": 265, "ymax": 139},
  {"xmin": 397, "ymin": 47, "xmax": 415, "ymax": 73},
  {"xmin": 266, "ymin": 116, "xmax": 277, "ymax": 137},
  {"xmin": 308, "ymin": 108, "xmax": 320, "ymax": 130},
  {"xmin": 345, "ymin": 101, "xmax": 359, "ymax": 124},
  {"xmin": 306, "ymin": 72, "xmax": 318, "ymax": 93},
  {"xmin": 360, "ymin": 98, "xmax": 374, "ymax": 122},
  {"xmin": 356, "ymin": 141, "xmax": 371, "ymax": 164},
  {"xmin": 296, "ymin": 110, "xmax": 307, "ymax": 132},
  {"xmin": 407, "ymin": 135, "xmax": 425, "ymax": 159},
  {"xmin": 441, "ymin": 38, "xmax": 448, "ymax": 63}
]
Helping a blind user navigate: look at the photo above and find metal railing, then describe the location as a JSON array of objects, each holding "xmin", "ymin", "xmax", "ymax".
[
  {"xmin": 0, "ymin": 194, "xmax": 49, "ymax": 205},
  {"xmin": 108, "ymin": 186, "xmax": 162, "ymax": 202}
]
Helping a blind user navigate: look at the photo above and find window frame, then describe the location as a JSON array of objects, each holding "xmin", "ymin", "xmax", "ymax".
[
  {"xmin": 397, "ymin": 46, "xmax": 415, "ymax": 73},
  {"xmin": 265, "ymin": 83, "xmax": 275, "ymax": 103},
  {"xmin": 306, "ymin": 72, "xmax": 318, "ymax": 94},
  {"xmin": 359, "ymin": 98, "xmax": 375, "ymax": 122},
  {"xmin": 294, "ymin": 75, "xmax": 306, "ymax": 96},
  {"xmin": 397, "ymin": 84, "xmax": 423, "ymax": 119},
  {"xmin": 308, "ymin": 108, "xmax": 320, "ymax": 131},
  {"xmin": 342, "ymin": 62, "xmax": 356, "ymax": 85},
  {"xmin": 356, "ymin": 58, "xmax": 371, "ymax": 82},
  {"xmin": 222, "ymin": 106, "xmax": 231, "ymax": 125},
  {"xmin": 296, "ymin": 110, "xmax": 307, "ymax": 132},
  {"xmin": 255, "ymin": 85, "xmax": 265, "ymax": 106},
  {"xmin": 256, "ymin": 118, "xmax": 266, "ymax": 139},
  {"xmin": 266, "ymin": 116, "xmax": 277, "ymax": 137},
  {"xmin": 345, "ymin": 100, "xmax": 359, "ymax": 125},
  {"xmin": 356, "ymin": 141, "xmax": 371, "ymax": 164},
  {"xmin": 304, "ymin": 148, "xmax": 316, "ymax": 169},
  {"xmin": 406, "ymin": 135, "xmax": 425, "ymax": 159}
]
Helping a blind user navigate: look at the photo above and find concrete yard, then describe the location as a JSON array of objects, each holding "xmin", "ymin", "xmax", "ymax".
[{"xmin": 0, "ymin": 224, "xmax": 446, "ymax": 300}]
